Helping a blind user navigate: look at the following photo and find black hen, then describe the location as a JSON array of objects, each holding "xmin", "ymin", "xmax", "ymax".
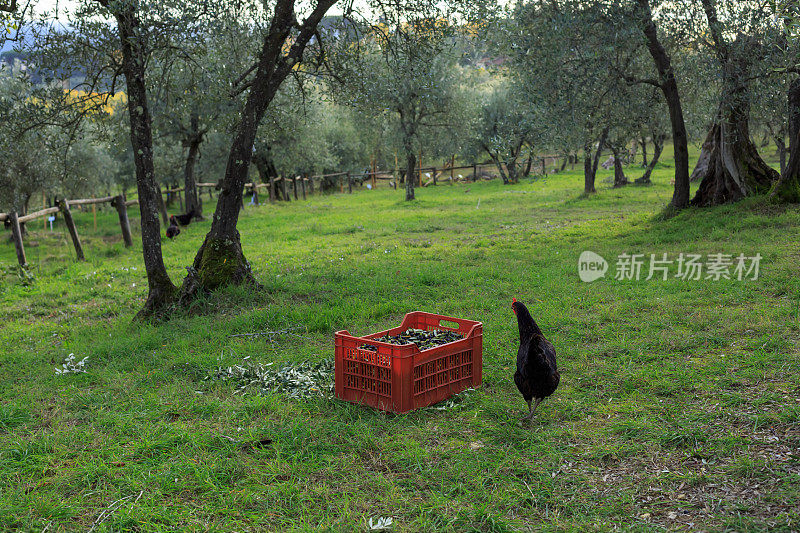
[
  {"xmin": 171, "ymin": 208, "xmax": 196, "ymax": 226},
  {"xmin": 512, "ymin": 299, "xmax": 560, "ymax": 420},
  {"xmin": 166, "ymin": 222, "xmax": 180, "ymax": 239}
]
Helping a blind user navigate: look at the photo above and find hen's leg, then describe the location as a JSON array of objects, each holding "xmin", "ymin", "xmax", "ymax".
[
  {"xmin": 524, "ymin": 398, "xmax": 542, "ymax": 420},
  {"xmin": 520, "ymin": 399, "xmax": 532, "ymax": 421}
]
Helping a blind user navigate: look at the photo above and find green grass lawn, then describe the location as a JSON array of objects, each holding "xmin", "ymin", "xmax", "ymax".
[{"xmin": 1, "ymin": 152, "xmax": 798, "ymax": 531}]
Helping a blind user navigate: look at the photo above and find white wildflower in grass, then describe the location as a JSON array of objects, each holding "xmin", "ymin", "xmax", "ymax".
[
  {"xmin": 55, "ymin": 353, "xmax": 89, "ymax": 375},
  {"xmin": 368, "ymin": 517, "xmax": 394, "ymax": 531}
]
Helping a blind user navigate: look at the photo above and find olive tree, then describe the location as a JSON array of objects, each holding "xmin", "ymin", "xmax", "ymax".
[
  {"xmin": 687, "ymin": 0, "xmax": 780, "ymax": 205},
  {"xmin": 328, "ymin": 12, "xmax": 465, "ymax": 201},
  {"xmin": 464, "ymin": 75, "xmax": 546, "ymax": 184},
  {"xmin": 511, "ymin": 0, "xmax": 636, "ymax": 195}
]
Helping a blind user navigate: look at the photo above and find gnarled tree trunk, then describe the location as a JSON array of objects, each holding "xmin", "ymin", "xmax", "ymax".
[
  {"xmin": 771, "ymin": 76, "xmax": 800, "ymax": 203},
  {"xmin": 691, "ymin": 74, "xmax": 778, "ymax": 205},
  {"xmin": 692, "ymin": 2, "xmax": 778, "ymax": 206},
  {"xmin": 690, "ymin": 127, "xmax": 714, "ymax": 182}
]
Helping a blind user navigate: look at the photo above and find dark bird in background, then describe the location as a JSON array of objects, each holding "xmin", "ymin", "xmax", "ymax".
[
  {"xmin": 166, "ymin": 221, "xmax": 180, "ymax": 239},
  {"xmin": 512, "ymin": 298, "xmax": 560, "ymax": 420},
  {"xmin": 171, "ymin": 207, "xmax": 196, "ymax": 227}
]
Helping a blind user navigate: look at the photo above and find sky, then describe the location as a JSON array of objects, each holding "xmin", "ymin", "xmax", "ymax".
[
  {"xmin": 30, "ymin": 0, "xmax": 366, "ymax": 17},
  {"xmin": 28, "ymin": 0, "xmax": 75, "ymax": 16},
  {"xmin": 27, "ymin": 0, "xmax": 501, "ymax": 19}
]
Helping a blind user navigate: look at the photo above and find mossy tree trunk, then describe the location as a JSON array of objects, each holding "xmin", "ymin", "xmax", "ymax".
[{"xmin": 179, "ymin": 0, "xmax": 338, "ymax": 302}]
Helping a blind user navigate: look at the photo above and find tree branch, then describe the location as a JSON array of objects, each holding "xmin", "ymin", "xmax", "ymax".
[{"xmin": 699, "ymin": 0, "xmax": 729, "ymax": 63}]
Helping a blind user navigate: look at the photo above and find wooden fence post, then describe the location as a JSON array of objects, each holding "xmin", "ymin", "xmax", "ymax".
[
  {"xmin": 450, "ymin": 155, "xmax": 455, "ymax": 185},
  {"xmin": 112, "ymin": 195, "xmax": 133, "ymax": 247},
  {"xmin": 309, "ymin": 176, "xmax": 315, "ymax": 195},
  {"xmin": 8, "ymin": 212, "xmax": 26, "ymax": 266},
  {"xmin": 292, "ymin": 176, "xmax": 299, "ymax": 200},
  {"xmin": 281, "ymin": 176, "xmax": 290, "ymax": 201},
  {"xmin": 473, "ymin": 162, "xmax": 477, "ymax": 182},
  {"xmin": 541, "ymin": 158, "xmax": 546, "ymax": 175},
  {"xmin": 301, "ymin": 176, "xmax": 306, "ymax": 200},
  {"xmin": 432, "ymin": 167, "xmax": 437, "ymax": 186},
  {"xmin": 347, "ymin": 172, "xmax": 352, "ymax": 193},
  {"xmin": 269, "ymin": 176, "xmax": 276, "ymax": 202},
  {"xmin": 58, "ymin": 199, "xmax": 85, "ymax": 261}
]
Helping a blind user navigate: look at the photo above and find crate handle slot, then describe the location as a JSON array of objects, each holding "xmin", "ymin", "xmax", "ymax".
[{"xmin": 438, "ymin": 319, "xmax": 460, "ymax": 330}]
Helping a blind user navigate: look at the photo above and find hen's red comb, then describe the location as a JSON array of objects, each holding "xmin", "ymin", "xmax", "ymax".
[{"xmin": 512, "ymin": 298, "xmax": 517, "ymax": 303}]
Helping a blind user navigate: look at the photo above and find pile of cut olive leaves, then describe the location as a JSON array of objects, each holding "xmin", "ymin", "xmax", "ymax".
[{"xmin": 205, "ymin": 358, "xmax": 334, "ymax": 399}]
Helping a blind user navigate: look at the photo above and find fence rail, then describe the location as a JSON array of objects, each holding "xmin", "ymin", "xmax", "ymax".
[
  {"xmin": 3, "ymin": 155, "xmax": 569, "ymax": 267},
  {"xmin": 1, "ymin": 194, "xmax": 137, "ymax": 267}
]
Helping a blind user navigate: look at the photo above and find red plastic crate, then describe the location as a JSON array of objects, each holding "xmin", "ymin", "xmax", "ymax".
[{"xmin": 335, "ymin": 312, "xmax": 483, "ymax": 413}]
